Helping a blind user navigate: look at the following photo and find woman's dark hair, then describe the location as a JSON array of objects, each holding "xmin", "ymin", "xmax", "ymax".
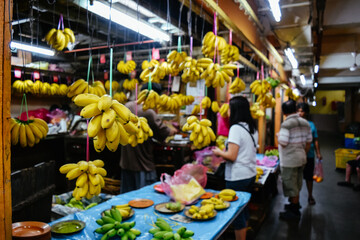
[
  {"xmin": 141, "ymin": 82, "xmax": 162, "ymax": 95},
  {"xmin": 229, "ymin": 96, "xmax": 256, "ymax": 134},
  {"xmin": 282, "ymin": 100, "xmax": 297, "ymax": 115},
  {"xmin": 297, "ymin": 102, "xmax": 309, "ymax": 114}
]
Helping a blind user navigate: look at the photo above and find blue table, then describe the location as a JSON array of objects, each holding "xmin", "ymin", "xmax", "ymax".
[{"xmin": 49, "ymin": 182, "xmax": 251, "ymax": 240}]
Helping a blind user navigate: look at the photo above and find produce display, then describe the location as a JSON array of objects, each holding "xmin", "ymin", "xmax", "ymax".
[
  {"xmin": 182, "ymin": 117, "xmax": 216, "ymax": 149},
  {"xmin": 59, "ymin": 159, "xmax": 106, "ymax": 200},
  {"xmin": 217, "ymin": 189, "xmax": 237, "ymax": 201},
  {"xmin": 64, "ymin": 198, "xmax": 98, "ymax": 210},
  {"xmin": 265, "ymin": 149, "xmax": 279, "ymax": 157},
  {"xmin": 200, "ymin": 62, "xmax": 236, "ymax": 88},
  {"xmin": 187, "ymin": 204, "xmax": 216, "ymax": 219},
  {"xmin": 45, "ymin": 27, "xmax": 76, "ymax": 51},
  {"xmin": 165, "ymin": 201, "xmax": 183, "ymax": 211},
  {"xmin": 149, "ymin": 218, "xmax": 194, "ymax": 240},
  {"xmin": 255, "ymin": 167, "xmax": 264, "ymax": 182},
  {"xmin": 117, "ymin": 60, "xmax": 137, "ymax": 74},
  {"xmin": 113, "ymin": 92, "xmax": 128, "ymax": 104},
  {"xmin": 190, "ymin": 104, "xmax": 200, "ymax": 115},
  {"xmin": 166, "ymin": 50, "xmax": 188, "ymax": 76},
  {"xmin": 201, "ymin": 31, "xmax": 227, "ymax": 58},
  {"xmin": 12, "ymin": 80, "xmax": 68, "ymax": 96},
  {"xmin": 139, "ymin": 60, "xmax": 165, "ymax": 83},
  {"xmin": 95, "ymin": 207, "xmax": 141, "ymax": 240},
  {"xmin": 221, "ymin": 44, "xmax": 240, "ymax": 64},
  {"xmin": 113, "ymin": 203, "xmax": 133, "ymax": 218},
  {"xmin": 285, "ymin": 87, "xmax": 300, "ymax": 101},
  {"xmin": 250, "ymin": 102, "xmax": 265, "ymax": 119},
  {"xmin": 10, "ymin": 117, "xmax": 48, "ymax": 147},
  {"xmin": 200, "ymin": 96, "xmax": 211, "ymax": 109},
  {"xmin": 211, "ymin": 101, "xmax": 219, "ymax": 113},
  {"xmin": 201, "ymin": 197, "xmax": 230, "ymax": 210},
  {"xmin": 250, "ymin": 80, "xmax": 276, "ymax": 108},
  {"xmin": 266, "ymin": 77, "xmax": 280, "ymax": 88}
]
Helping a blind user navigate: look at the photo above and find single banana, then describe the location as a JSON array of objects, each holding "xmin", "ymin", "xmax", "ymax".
[
  {"xmin": 80, "ymin": 102, "xmax": 102, "ymax": 119},
  {"xmin": 88, "ymin": 115, "xmax": 102, "ymax": 137},
  {"xmin": 101, "ymin": 108, "xmax": 116, "ymax": 129},
  {"xmin": 73, "ymin": 93, "xmax": 100, "ymax": 107}
]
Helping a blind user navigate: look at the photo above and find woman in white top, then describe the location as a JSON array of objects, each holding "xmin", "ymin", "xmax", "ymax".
[{"xmin": 213, "ymin": 96, "xmax": 258, "ymax": 240}]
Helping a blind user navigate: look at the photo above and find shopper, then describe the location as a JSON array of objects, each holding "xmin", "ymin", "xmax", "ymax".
[
  {"xmin": 297, "ymin": 102, "xmax": 322, "ymax": 205},
  {"xmin": 277, "ymin": 100, "xmax": 312, "ymax": 221},
  {"xmin": 212, "ymin": 96, "xmax": 258, "ymax": 240},
  {"xmin": 120, "ymin": 82, "xmax": 176, "ymax": 193},
  {"xmin": 337, "ymin": 153, "xmax": 360, "ymax": 191}
]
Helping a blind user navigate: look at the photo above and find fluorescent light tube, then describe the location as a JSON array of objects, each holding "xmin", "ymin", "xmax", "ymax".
[
  {"xmin": 112, "ymin": 0, "xmax": 156, "ymax": 18},
  {"xmin": 314, "ymin": 64, "xmax": 319, "ymax": 73},
  {"xmin": 300, "ymin": 74, "xmax": 306, "ymax": 85},
  {"xmin": 87, "ymin": 1, "xmax": 170, "ymax": 42},
  {"xmin": 284, "ymin": 48, "xmax": 298, "ymax": 69},
  {"xmin": 268, "ymin": 0, "xmax": 281, "ymax": 22},
  {"xmin": 10, "ymin": 41, "xmax": 55, "ymax": 56}
]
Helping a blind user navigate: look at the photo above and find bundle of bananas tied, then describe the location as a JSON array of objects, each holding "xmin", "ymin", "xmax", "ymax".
[
  {"xmin": 250, "ymin": 102, "xmax": 264, "ymax": 119},
  {"xmin": 157, "ymin": 94, "xmax": 182, "ymax": 113},
  {"xmin": 202, "ymin": 31, "xmax": 227, "ymax": 58},
  {"xmin": 218, "ymin": 189, "xmax": 237, "ymax": 201},
  {"xmin": 200, "ymin": 63, "xmax": 236, "ymax": 88},
  {"xmin": 201, "ymin": 96, "xmax": 211, "ymax": 109},
  {"xmin": 137, "ymin": 89, "xmax": 160, "ymax": 111},
  {"xmin": 128, "ymin": 117, "xmax": 153, "ymax": 147},
  {"xmin": 10, "ymin": 117, "xmax": 48, "ymax": 147},
  {"xmin": 229, "ymin": 77, "xmax": 246, "ymax": 94},
  {"xmin": 167, "ymin": 50, "xmax": 188, "ymax": 75},
  {"xmin": 12, "ymin": 80, "xmax": 34, "ymax": 94},
  {"xmin": 122, "ymin": 78, "xmax": 138, "ymax": 91},
  {"xmin": 180, "ymin": 56, "xmax": 202, "ymax": 83},
  {"xmin": 285, "ymin": 87, "xmax": 300, "ymax": 101},
  {"xmin": 139, "ymin": 60, "xmax": 166, "ymax": 83},
  {"xmin": 182, "ymin": 117, "xmax": 216, "ymax": 149},
  {"xmin": 160, "ymin": 61, "xmax": 176, "ymax": 76},
  {"xmin": 59, "ymin": 159, "xmax": 106, "ymax": 200},
  {"xmin": 141, "ymin": 59, "xmax": 159, "ymax": 70},
  {"xmin": 74, "ymin": 93, "xmax": 139, "ymax": 152},
  {"xmin": 45, "ymin": 28, "xmax": 75, "ymax": 51},
  {"xmin": 191, "ymin": 104, "xmax": 200, "ymax": 115},
  {"xmin": 256, "ymin": 92, "xmax": 276, "ymax": 108},
  {"xmin": 219, "ymin": 103, "xmax": 229, "ymax": 118},
  {"xmin": 250, "ymin": 79, "xmax": 272, "ymax": 96},
  {"xmin": 95, "ymin": 207, "xmax": 140, "ymax": 240},
  {"xmin": 117, "ymin": 60, "xmax": 136, "ymax": 74},
  {"xmin": 211, "ymin": 101, "xmax": 220, "ymax": 113},
  {"xmin": 221, "ymin": 44, "xmax": 240, "ymax": 64},
  {"xmin": 67, "ymin": 79, "xmax": 106, "ymax": 99},
  {"xmin": 113, "ymin": 92, "xmax": 127, "ymax": 104},
  {"xmin": 149, "ymin": 218, "xmax": 194, "ymax": 240},
  {"xmin": 105, "ymin": 80, "xmax": 120, "ymax": 92},
  {"xmin": 178, "ymin": 94, "xmax": 195, "ymax": 106}
]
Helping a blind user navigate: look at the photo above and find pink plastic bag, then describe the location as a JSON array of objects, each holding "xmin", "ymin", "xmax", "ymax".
[
  {"xmin": 194, "ymin": 146, "xmax": 225, "ymax": 173},
  {"xmin": 217, "ymin": 112, "xmax": 230, "ymax": 136},
  {"xmin": 160, "ymin": 164, "xmax": 208, "ymax": 204},
  {"xmin": 20, "ymin": 108, "xmax": 50, "ymax": 122},
  {"xmin": 313, "ymin": 158, "xmax": 324, "ymax": 183}
]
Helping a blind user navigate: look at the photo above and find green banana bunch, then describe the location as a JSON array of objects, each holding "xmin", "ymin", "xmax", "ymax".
[
  {"xmin": 95, "ymin": 207, "xmax": 141, "ymax": 240},
  {"xmin": 149, "ymin": 218, "xmax": 194, "ymax": 240}
]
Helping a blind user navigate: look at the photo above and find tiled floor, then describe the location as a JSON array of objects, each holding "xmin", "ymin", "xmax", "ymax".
[{"xmin": 220, "ymin": 131, "xmax": 360, "ymax": 240}]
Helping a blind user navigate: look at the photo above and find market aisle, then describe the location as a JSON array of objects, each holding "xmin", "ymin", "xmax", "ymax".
[{"xmin": 253, "ymin": 131, "xmax": 360, "ymax": 240}]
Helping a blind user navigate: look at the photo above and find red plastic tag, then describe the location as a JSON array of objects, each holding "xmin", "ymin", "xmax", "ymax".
[
  {"xmin": 152, "ymin": 48, "xmax": 160, "ymax": 60},
  {"xmin": 126, "ymin": 51, "xmax": 133, "ymax": 61},
  {"xmin": 33, "ymin": 71, "xmax": 40, "ymax": 80},
  {"xmin": 104, "ymin": 71, "xmax": 108, "ymax": 80},
  {"xmin": 14, "ymin": 69, "xmax": 21, "ymax": 78},
  {"xmin": 100, "ymin": 54, "xmax": 106, "ymax": 64},
  {"xmin": 53, "ymin": 75, "xmax": 58, "ymax": 83}
]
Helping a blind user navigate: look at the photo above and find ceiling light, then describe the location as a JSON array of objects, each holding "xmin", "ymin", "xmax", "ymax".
[
  {"xmin": 312, "ymin": 101, "xmax": 316, "ymax": 107},
  {"xmin": 284, "ymin": 48, "xmax": 298, "ymax": 69},
  {"xmin": 10, "ymin": 41, "xmax": 55, "ymax": 56},
  {"xmin": 300, "ymin": 74, "xmax": 306, "ymax": 85},
  {"xmin": 112, "ymin": 0, "xmax": 156, "ymax": 18},
  {"xmin": 314, "ymin": 82, "xmax": 318, "ymax": 88},
  {"xmin": 268, "ymin": 0, "xmax": 281, "ymax": 22},
  {"xmin": 82, "ymin": 0, "xmax": 170, "ymax": 42},
  {"xmin": 314, "ymin": 64, "xmax": 319, "ymax": 74}
]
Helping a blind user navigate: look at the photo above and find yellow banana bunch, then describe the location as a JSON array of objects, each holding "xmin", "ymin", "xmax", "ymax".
[
  {"xmin": 219, "ymin": 103, "xmax": 229, "ymax": 118},
  {"xmin": 211, "ymin": 101, "xmax": 220, "ymax": 112},
  {"xmin": 201, "ymin": 96, "xmax": 211, "ymax": 109},
  {"xmin": 201, "ymin": 31, "xmax": 227, "ymax": 58},
  {"xmin": 67, "ymin": 79, "xmax": 89, "ymax": 98},
  {"xmin": 250, "ymin": 79, "xmax": 272, "ymax": 96},
  {"xmin": 59, "ymin": 159, "xmax": 106, "ymax": 200},
  {"xmin": 157, "ymin": 94, "xmax": 177, "ymax": 113},
  {"xmin": 216, "ymin": 135, "xmax": 227, "ymax": 150},
  {"xmin": 104, "ymin": 80, "xmax": 119, "ymax": 92},
  {"xmin": 139, "ymin": 60, "xmax": 165, "ymax": 83},
  {"xmin": 191, "ymin": 104, "xmax": 200, "ymax": 115},
  {"xmin": 182, "ymin": 117, "xmax": 216, "ymax": 149},
  {"xmin": 200, "ymin": 63, "xmax": 236, "ymax": 88},
  {"xmin": 58, "ymin": 84, "xmax": 68, "ymax": 96},
  {"xmin": 166, "ymin": 50, "xmax": 188, "ymax": 76},
  {"xmin": 160, "ymin": 61, "xmax": 175, "ymax": 76},
  {"xmin": 180, "ymin": 94, "xmax": 195, "ymax": 106},
  {"xmin": 89, "ymin": 81, "xmax": 107, "ymax": 97},
  {"xmin": 127, "ymin": 117, "xmax": 153, "ymax": 147},
  {"xmin": 117, "ymin": 60, "xmax": 136, "ymax": 74},
  {"xmin": 229, "ymin": 77, "xmax": 246, "ymax": 94},
  {"xmin": 250, "ymin": 102, "xmax": 265, "ymax": 119},
  {"xmin": 285, "ymin": 88, "xmax": 300, "ymax": 101},
  {"xmin": 45, "ymin": 28, "xmax": 75, "ymax": 51},
  {"xmin": 218, "ymin": 189, "xmax": 237, "ymax": 201},
  {"xmin": 122, "ymin": 78, "xmax": 138, "ymax": 91},
  {"xmin": 221, "ymin": 44, "xmax": 240, "ymax": 64},
  {"xmin": 12, "ymin": 80, "xmax": 28, "ymax": 94},
  {"xmin": 40, "ymin": 82, "xmax": 51, "ymax": 95},
  {"xmin": 137, "ymin": 89, "xmax": 159, "ymax": 111},
  {"xmin": 32, "ymin": 80, "xmax": 43, "ymax": 95},
  {"xmin": 256, "ymin": 92, "xmax": 276, "ymax": 108},
  {"xmin": 50, "ymin": 83, "xmax": 60, "ymax": 96},
  {"xmin": 10, "ymin": 117, "xmax": 48, "ymax": 147},
  {"xmin": 113, "ymin": 92, "xmax": 127, "ymax": 104},
  {"xmin": 180, "ymin": 56, "xmax": 203, "ymax": 83}
]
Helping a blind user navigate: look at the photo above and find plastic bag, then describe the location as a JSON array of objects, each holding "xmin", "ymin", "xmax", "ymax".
[
  {"xmin": 313, "ymin": 158, "xmax": 324, "ymax": 183},
  {"xmin": 217, "ymin": 112, "xmax": 230, "ymax": 137},
  {"xmin": 194, "ymin": 146, "xmax": 225, "ymax": 173},
  {"xmin": 20, "ymin": 108, "xmax": 50, "ymax": 122},
  {"xmin": 160, "ymin": 164, "xmax": 207, "ymax": 204}
]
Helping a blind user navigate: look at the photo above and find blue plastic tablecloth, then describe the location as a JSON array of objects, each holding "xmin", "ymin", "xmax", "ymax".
[{"xmin": 49, "ymin": 182, "xmax": 251, "ymax": 240}]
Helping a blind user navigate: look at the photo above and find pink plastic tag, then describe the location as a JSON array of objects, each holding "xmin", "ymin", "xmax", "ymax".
[
  {"xmin": 126, "ymin": 51, "xmax": 133, "ymax": 61},
  {"xmin": 152, "ymin": 48, "xmax": 160, "ymax": 60}
]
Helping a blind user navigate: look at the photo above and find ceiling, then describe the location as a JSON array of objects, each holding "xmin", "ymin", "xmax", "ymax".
[{"xmin": 10, "ymin": 0, "xmax": 360, "ymax": 93}]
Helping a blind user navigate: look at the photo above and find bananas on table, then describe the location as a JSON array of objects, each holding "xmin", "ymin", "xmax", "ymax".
[
  {"xmin": 182, "ymin": 116, "xmax": 216, "ymax": 149},
  {"xmin": 149, "ymin": 217, "xmax": 195, "ymax": 240},
  {"xmin": 10, "ymin": 117, "xmax": 48, "ymax": 147},
  {"xmin": 117, "ymin": 60, "xmax": 136, "ymax": 74},
  {"xmin": 201, "ymin": 197, "xmax": 229, "ymax": 210},
  {"xmin": 45, "ymin": 28, "xmax": 75, "ymax": 51},
  {"xmin": 122, "ymin": 78, "xmax": 138, "ymax": 91},
  {"xmin": 188, "ymin": 204, "xmax": 215, "ymax": 220},
  {"xmin": 59, "ymin": 159, "xmax": 106, "ymax": 200},
  {"xmin": 218, "ymin": 189, "xmax": 237, "ymax": 201}
]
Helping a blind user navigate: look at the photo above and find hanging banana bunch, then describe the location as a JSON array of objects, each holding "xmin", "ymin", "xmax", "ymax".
[
  {"xmin": 113, "ymin": 92, "xmax": 128, "ymax": 104},
  {"xmin": 123, "ymin": 78, "xmax": 138, "ymax": 91},
  {"xmin": 229, "ymin": 77, "xmax": 246, "ymax": 94},
  {"xmin": 139, "ymin": 60, "xmax": 165, "ymax": 83},
  {"xmin": 191, "ymin": 104, "xmax": 201, "ymax": 115},
  {"xmin": 250, "ymin": 102, "xmax": 265, "ymax": 119},
  {"xmin": 117, "ymin": 60, "xmax": 136, "ymax": 74},
  {"xmin": 67, "ymin": 79, "xmax": 106, "ymax": 99},
  {"xmin": 12, "ymin": 80, "xmax": 34, "ymax": 95},
  {"xmin": 59, "ymin": 159, "xmax": 106, "ymax": 200},
  {"xmin": 127, "ymin": 117, "xmax": 153, "ymax": 147},
  {"xmin": 136, "ymin": 89, "xmax": 160, "ymax": 111},
  {"xmin": 219, "ymin": 103, "xmax": 229, "ymax": 118},
  {"xmin": 200, "ymin": 63, "xmax": 236, "ymax": 88},
  {"xmin": 157, "ymin": 94, "xmax": 182, "ymax": 113},
  {"xmin": 211, "ymin": 101, "xmax": 220, "ymax": 113},
  {"xmin": 201, "ymin": 96, "xmax": 211, "ymax": 109},
  {"xmin": 285, "ymin": 87, "xmax": 300, "ymax": 101},
  {"xmin": 250, "ymin": 79, "xmax": 276, "ymax": 108},
  {"xmin": 10, "ymin": 117, "xmax": 48, "ymax": 147},
  {"xmin": 221, "ymin": 44, "xmax": 240, "ymax": 64},
  {"xmin": 256, "ymin": 92, "xmax": 276, "ymax": 108},
  {"xmin": 180, "ymin": 57, "xmax": 204, "ymax": 83},
  {"xmin": 45, "ymin": 28, "xmax": 75, "ymax": 51},
  {"xmin": 182, "ymin": 117, "xmax": 216, "ymax": 149},
  {"xmin": 201, "ymin": 31, "xmax": 227, "ymax": 59},
  {"xmin": 167, "ymin": 50, "xmax": 188, "ymax": 76},
  {"xmin": 105, "ymin": 80, "xmax": 120, "ymax": 92}
]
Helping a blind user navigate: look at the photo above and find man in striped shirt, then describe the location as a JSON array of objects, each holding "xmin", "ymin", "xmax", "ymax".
[{"xmin": 277, "ymin": 100, "xmax": 312, "ymax": 220}]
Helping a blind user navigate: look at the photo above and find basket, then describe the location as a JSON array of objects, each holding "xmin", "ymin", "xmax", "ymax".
[{"xmin": 334, "ymin": 148, "xmax": 360, "ymax": 169}]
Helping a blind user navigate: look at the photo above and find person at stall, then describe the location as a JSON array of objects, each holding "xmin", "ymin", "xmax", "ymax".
[
  {"xmin": 212, "ymin": 96, "xmax": 258, "ymax": 240},
  {"xmin": 277, "ymin": 100, "xmax": 312, "ymax": 221},
  {"xmin": 119, "ymin": 82, "xmax": 177, "ymax": 193},
  {"xmin": 337, "ymin": 152, "xmax": 360, "ymax": 191},
  {"xmin": 297, "ymin": 102, "xmax": 322, "ymax": 205}
]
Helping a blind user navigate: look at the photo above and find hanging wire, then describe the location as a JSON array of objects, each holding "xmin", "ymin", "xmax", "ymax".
[
  {"xmin": 200, "ymin": 1, "xmax": 205, "ymax": 40},
  {"xmin": 66, "ymin": 0, "xmax": 71, "ymax": 29},
  {"xmin": 107, "ymin": 0, "xmax": 113, "ymax": 47},
  {"xmin": 187, "ymin": 0, "xmax": 192, "ymax": 37}
]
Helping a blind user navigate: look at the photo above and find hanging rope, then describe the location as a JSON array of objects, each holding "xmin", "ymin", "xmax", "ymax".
[
  {"xmin": 109, "ymin": 48, "xmax": 113, "ymax": 97},
  {"xmin": 19, "ymin": 94, "xmax": 29, "ymax": 122}
]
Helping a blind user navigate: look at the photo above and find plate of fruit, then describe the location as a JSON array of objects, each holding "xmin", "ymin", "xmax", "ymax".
[
  {"xmin": 154, "ymin": 201, "xmax": 185, "ymax": 214},
  {"xmin": 184, "ymin": 205, "xmax": 217, "ymax": 221},
  {"xmin": 215, "ymin": 189, "xmax": 238, "ymax": 202},
  {"xmin": 201, "ymin": 197, "xmax": 230, "ymax": 211}
]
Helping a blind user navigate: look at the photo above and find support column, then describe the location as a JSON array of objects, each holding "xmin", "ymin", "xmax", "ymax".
[
  {"xmin": 0, "ymin": 0, "xmax": 13, "ymax": 239},
  {"xmin": 258, "ymin": 106, "xmax": 266, "ymax": 153}
]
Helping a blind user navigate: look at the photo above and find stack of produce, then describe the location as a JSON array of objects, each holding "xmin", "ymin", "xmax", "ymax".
[
  {"xmin": 266, "ymin": 77, "xmax": 280, "ymax": 88},
  {"xmin": 187, "ymin": 204, "xmax": 215, "ymax": 219},
  {"xmin": 59, "ymin": 159, "xmax": 106, "ymax": 200},
  {"xmin": 265, "ymin": 149, "xmax": 279, "ymax": 157},
  {"xmin": 64, "ymin": 197, "xmax": 98, "ymax": 210},
  {"xmin": 95, "ymin": 207, "xmax": 141, "ymax": 239},
  {"xmin": 165, "ymin": 202, "xmax": 182, "ymax": 211},
  {"xmin": 113, "ymin": 204, "xmax": 133, "ymax": 218},
  {"xmin": 182, "ymin": 117, "xmax": 216, "ymax": 149},
  {"xmin": 10, "ymin": 117, "xmax": 48, "ymax": 147},
  {"xmin": 218, "ymin": 189, "xmax": 237, "ymax": 201},
  {"xmin": 149, "ymin": 218, "xmax": 194, "ymax": 240},
  {"xmin": 45, "ymin": 28, "xmax": 75, "ymax": 51},
  {"xmin": 201, "ymin": 197, "xmax": 229, "ymax": 210},
  {"xmin": 117, "ymin": 60, "xmax": 136, "ymax": 74},
  {"xmin": 166, "ymin": 50, "xmax": 188, "ymax": 76},
  {"xmin": 122, "ymin": 78, "xmax": 138, "ymax": 91}
]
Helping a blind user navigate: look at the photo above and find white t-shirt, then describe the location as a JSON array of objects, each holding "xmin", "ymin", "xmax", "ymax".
[{"xmin": 225, "ymin": 123, "xmax": 258, "ymax": 181}]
